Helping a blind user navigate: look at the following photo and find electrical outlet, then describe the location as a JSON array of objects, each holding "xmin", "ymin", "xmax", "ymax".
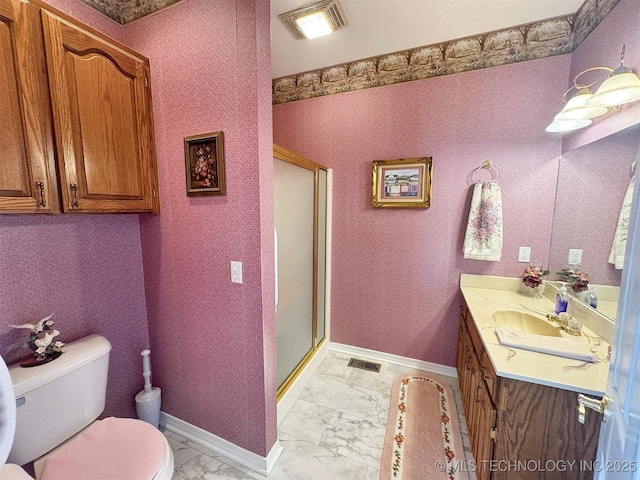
[
  {"xmin": 568, "ymin": 249, "xmax": 583, "ymax": 265},
  {"xmin": 518, "ymin": 247, "xmax": 531, "ymax": 263},
  {"xmin": 231, "ymin": 261, "xmax": 243, "ymax": 284}
]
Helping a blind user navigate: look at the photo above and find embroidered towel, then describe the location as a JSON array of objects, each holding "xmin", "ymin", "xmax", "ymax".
[
  {"xmin": 609, "ymin": 176, "xmax": 636, "ymax": 270},
  {"xmin": 495, "ymin": 328, "xmax": 596, "ymax": 363},
  {"xmin": 463, "ymin": 181, "xmax": 503, "ymax": 261}
]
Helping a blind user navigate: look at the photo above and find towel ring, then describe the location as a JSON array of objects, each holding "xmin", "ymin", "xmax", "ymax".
[{"xmin": 475, "ymin": 161, "xmax": 501, "ymax": 182}]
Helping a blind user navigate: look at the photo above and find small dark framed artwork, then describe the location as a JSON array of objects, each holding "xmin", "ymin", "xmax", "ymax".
[{"xmin": 184, "ymin": 131, "xmax": 226, "ymax": 196}]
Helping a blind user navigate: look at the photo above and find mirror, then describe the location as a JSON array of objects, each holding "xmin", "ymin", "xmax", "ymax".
[{"xmin": 548, "ymin": 123, "xmax": 640, "ymax": 321}]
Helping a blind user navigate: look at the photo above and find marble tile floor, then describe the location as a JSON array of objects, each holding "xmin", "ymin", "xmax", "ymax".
[{"xmin": 165, "ymin": 350, "xmax": 476, "ymax": 480}]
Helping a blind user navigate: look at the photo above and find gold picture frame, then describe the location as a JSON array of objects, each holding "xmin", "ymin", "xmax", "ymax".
[
  {"xmin": 184, "ymin": 131, "xmax": 226, "ymax": 196},
  {"xmin": 372, "ymin": 157, "xmax": 433, "ymax": 208}
]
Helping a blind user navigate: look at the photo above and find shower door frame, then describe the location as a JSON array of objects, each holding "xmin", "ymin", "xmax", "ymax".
[{"xmin": 274, "ymin": 144, "xmax": 330, "ymax": 400}]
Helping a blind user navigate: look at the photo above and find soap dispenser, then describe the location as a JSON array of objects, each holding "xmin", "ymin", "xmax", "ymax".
[
  {"xmin": 585, "ymin": 285, "xmax": 598, "ymax": 309},
  {"xmin": 555, "ymin": 283, "xmax": 569, "ymax": 314}
]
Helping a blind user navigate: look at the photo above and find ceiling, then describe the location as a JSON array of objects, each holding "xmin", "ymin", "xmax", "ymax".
[
  {"xmin": 270, "ymin": 0, "xmax": 586, "ymax": 78},
  {"xmin": 80, "ymin": 0, "xmax": 586, "ymax": 79}
]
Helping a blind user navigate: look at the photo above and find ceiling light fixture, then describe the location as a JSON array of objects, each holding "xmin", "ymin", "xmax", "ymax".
[
  {"xmin": 546, "ymin": 44, "xmax": 640, "ymax": 133},
  {"xmin": 279, "ymin": 0, "xmax": 348, "ymax": 40}
]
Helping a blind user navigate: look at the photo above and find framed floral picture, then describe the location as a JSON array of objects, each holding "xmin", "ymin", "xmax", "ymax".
[
  {"xmin": 372, "ymin": 157, "xmax": 433, "ymax": 208},
  {"xmin": 184, "ymin": 131, "xmax": 226, "ymax": 196}
]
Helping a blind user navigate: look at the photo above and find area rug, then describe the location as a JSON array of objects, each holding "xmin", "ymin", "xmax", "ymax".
[{"xmin": 380, "ymin": 371, "xmax": 469, "ymax": 480}]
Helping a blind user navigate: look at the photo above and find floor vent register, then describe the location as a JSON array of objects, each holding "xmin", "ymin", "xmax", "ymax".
[{"xmin": 347, "ymin": 358, "xmax": 381, "ymax": 373}]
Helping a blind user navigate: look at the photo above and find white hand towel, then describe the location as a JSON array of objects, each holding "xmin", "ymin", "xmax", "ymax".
[
  {"xmin": 609, "ymin": 176, "xmax": 635, "ymax": 270},
  {"xmin": 463, "ymin": 181, "xmax": 503, "ymax": 261},
  {"xmin": 495, "ymin": 328, "xmax": 596, "ymax": 363}
]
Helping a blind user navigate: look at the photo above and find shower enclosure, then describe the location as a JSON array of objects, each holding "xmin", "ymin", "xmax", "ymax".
[{"xmin": 273, "ymin": 145, "xmax": 330, "ymax": 398}]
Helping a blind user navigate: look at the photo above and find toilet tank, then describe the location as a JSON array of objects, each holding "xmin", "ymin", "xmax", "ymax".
[{"xmin": 7, "ymin": 334, "xmax": 112, "ymax": 466}]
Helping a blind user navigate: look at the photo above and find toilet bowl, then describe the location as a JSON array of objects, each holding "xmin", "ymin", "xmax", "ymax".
[{"xmin": 0, "ymin": 335, "xmax": 173, "ymax": 480}]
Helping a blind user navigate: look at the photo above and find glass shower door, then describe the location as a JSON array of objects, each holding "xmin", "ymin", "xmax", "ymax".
[{"xmin": 274, "ymin": 158, "xmax": 316, "ymax": 389}]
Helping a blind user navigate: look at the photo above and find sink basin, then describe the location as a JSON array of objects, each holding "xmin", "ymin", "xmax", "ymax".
[{"xmin": 491, "ymin": 309, "xmax": 561, "ymax": 337}]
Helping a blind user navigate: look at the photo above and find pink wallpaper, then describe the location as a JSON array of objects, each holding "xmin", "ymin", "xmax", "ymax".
[
  {"xmin": 124, "ymin": 0, "xmax": 277, "ymax": 457},
  {"xmin": 274, "ymin": 56, "xmax": 570, "ymax": 367},
  {"xmin": 0, "ymin": 2, "xmax": 146, "ymax": 420},
  {"xmin": 0, "ymin": 215, "xmax": 150, "ymax": 418},
  {"xmin": 2, "ymin": 0, "xmax": 631, "ymax": 463},
  {"xmin": 563, "ymin": 0, "xmax": 640, "ymax": 152},
  {"xmin": 550, "ymin": 125, "xmax": 638, "ymax": 286}
]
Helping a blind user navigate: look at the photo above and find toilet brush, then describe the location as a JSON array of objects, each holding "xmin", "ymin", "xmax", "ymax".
[{"xmin": 135, "ymin": 349, "xmax": 161, "ymax": 429}]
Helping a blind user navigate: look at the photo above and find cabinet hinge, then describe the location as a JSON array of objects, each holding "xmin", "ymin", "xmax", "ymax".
[
  {"xmin": 152, "ymin": 188, "xmax": 157, "ymax": 198},
  {"xmin": 490, "ymin": 428, "xmax": 497, "ymax": 440}
]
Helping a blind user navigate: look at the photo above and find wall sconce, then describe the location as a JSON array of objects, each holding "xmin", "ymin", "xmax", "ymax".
[{"xmin": 546, "ymin": 45, "xmax": 640, "ymax": 133}]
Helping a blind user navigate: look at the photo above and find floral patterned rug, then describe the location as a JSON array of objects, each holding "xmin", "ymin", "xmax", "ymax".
[{"xmin": 380, "ymin": 371, "xmax": 468, "ymax": 480}]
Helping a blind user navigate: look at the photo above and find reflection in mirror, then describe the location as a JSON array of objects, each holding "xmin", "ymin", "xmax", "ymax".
[{"xmin": 548, "ymin": 124, "xmax": 640, "ymax": 321}]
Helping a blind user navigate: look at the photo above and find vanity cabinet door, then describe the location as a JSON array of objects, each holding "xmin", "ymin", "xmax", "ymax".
[
  {"xmin": 457, "ymin": 323, "xmax": 475, "ymax": 418},
  {"xmin": 0, "ymin": 0, "xmax": 58, "ymax": 213},
  {"xmin": 472, "ymin": 371, "xmax": 497, "ymax": 480},
  {"xmin": 458, "ymin": 315, "xmax": 497, "ymax": 480},
  {"xmin": 40, "ymin": 8, "xmax": 159, "ymax": 213}
]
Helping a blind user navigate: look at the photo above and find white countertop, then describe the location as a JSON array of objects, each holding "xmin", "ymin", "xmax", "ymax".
[{"xmin": 460, "ymin": 274, "xmax": 611, "ymax": 397}]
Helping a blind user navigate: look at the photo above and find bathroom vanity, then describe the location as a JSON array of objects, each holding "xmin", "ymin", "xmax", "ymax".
[{"xmin": 458, "ymin": 275, "xmax": 612, "ymax": 480}]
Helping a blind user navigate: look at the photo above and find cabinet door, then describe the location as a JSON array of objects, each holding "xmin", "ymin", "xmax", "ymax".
[
  {"xmin": 459, "ymin": 320, "xmax": 497, "ymax": 480},
  {"xmin": 472, "ymin": 375, "xmax": 497, "ymax": 480},
  {"xmin": 459, "ymin": 328, "xmax": 476, "ymax": 421},
  {"xmin": 41, "ymin": 9, "xmax": 158, "ymax": 213},
  {"xmin": 0, "ymin": 0, "xmax": 57, "ymax": 213}
]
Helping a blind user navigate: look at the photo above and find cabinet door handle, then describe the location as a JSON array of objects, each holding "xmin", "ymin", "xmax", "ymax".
[
  {"xmin": 70, "ymin": 183, "xmax": 79, "ymax": 208},
  {"xmin": 36, "ymin": 181, "xmax": 46, "ymax": 208}
]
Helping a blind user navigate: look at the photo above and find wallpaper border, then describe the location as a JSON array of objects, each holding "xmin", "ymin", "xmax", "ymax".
[{"xmin": 272, "ymin": 0, "xmax": 620, "ymax": 105}]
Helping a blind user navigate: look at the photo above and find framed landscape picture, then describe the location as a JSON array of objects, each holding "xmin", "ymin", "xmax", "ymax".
[
  {"xmin": 372, "ymin": 157, "xmax": 433, "ymax": 208},
  {"xmin": 184, "ymin": 131, "xmax": 226, "ymax": 196}
]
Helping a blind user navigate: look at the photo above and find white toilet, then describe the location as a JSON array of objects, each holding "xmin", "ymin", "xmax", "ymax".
[{"xmin": 0, "ymin": 334, "xmax": 174, "ymax": 479}]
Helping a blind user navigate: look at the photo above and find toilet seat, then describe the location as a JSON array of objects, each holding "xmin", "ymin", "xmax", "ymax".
[{"xmin": 39, "ymin": 417, "xmax": 171, "ymax": 480}]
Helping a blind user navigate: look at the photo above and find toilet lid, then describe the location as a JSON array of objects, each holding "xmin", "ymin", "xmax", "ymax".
[{"xmin": 39, "ymin": 417, "xmax": 165, "ymax": 480}]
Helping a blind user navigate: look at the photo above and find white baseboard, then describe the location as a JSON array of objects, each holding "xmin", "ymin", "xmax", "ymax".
[
  {"xmin": 329, "ymin": 342, "xmax": 458, "ymax": 378},
  {"xmin": 160, "ymin": 412, "xmax": 283, "ymax": 476},
  {"xmin": 277, "ymin": 340, "xmax": 329, "ymax": 425}
]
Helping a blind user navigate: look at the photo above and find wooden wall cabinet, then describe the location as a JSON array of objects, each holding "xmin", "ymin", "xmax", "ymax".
[
  {"xmin": 0, "ymin": 0, "xmax": 159, "ymax": 214},
  {"xmin": 0, "ymin": 0, "xmax": 58, "ymax": 213},
  {"xmin": 457, "ymin": 303, "xmax": 601, "ymax": 480}
]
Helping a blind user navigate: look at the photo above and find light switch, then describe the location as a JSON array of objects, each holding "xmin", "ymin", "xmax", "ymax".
[{"xmin": 231, "ymin": 261, "xmax": 243, "ymax": 284}]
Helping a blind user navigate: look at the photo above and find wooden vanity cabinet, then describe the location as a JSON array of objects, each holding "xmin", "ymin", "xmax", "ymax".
[
  {"xmin": 457, "ymin": 302, "xmax": 601, "ymax": 480},
  {"xmin": 0, "ymin": 0, "xmax": 58, "ymax": 213},
  {"xmin": 0, "ymin": 0, "xmax": 159, "ymax": 214}
]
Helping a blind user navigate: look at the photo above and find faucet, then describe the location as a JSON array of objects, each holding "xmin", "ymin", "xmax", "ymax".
[{"xmin": 546, "ymin": 313, "xmax": 582, "ymax": 336}]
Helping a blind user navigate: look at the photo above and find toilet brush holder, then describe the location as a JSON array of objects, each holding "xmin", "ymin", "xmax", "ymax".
[
  {"xmin": 136, "ymin": 386, "xmax": 161, "ymax": 428},
  {"xmin": 135, "ymin": 349, "xmax": 161, "ymax": 428}
]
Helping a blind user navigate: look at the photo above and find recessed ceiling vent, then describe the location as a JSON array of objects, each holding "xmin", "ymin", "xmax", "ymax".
[{"xmin": 279, "ymin": 0, "xmax": 348, "ymax": 40}]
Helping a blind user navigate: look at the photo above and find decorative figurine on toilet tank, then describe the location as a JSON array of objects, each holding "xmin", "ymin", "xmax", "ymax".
[{"xmin": 10, "ymin": 313, "xmax": 64, "ymax": 367}]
